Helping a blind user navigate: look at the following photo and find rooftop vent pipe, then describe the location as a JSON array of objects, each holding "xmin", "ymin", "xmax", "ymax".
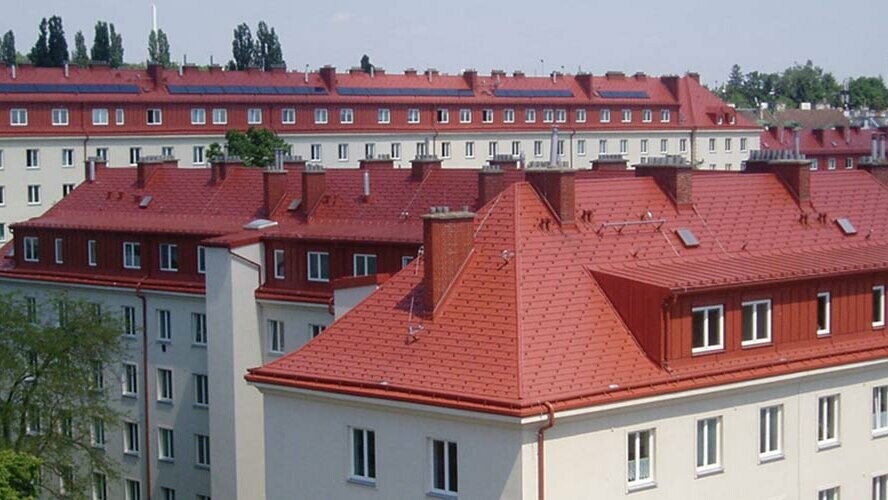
[
  {"xmin": 549, "ymin": 128, "xmax": 559, "ymax": 167},
  {"xmin": 873, "ymin": 134, "xmax": 879, "ymax": 160},
  {"xmin": 363, "ymin": 170, "xmax": 370, "ymax": 198},
  {"xmin": 793, "ymin": 129, "xmax": 801, "ymax": 155}
]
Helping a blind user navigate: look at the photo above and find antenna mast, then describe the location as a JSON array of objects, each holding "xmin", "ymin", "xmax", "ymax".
[{"xmin": 152, "ymin": 4, "xmax": 158, "ymax": 33}]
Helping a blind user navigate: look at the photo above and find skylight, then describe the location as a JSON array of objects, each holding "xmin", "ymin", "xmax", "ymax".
[
  {"xmin": 675, "ymin": 228, "xmax": 700, "ymax": 248},
  {"xmin": 836, "ymin": 217, "xmax": 857, "ymax": 235},
  {"xmin": 243, "ymin": 219, "xmax": 278, "ymax": 230}
]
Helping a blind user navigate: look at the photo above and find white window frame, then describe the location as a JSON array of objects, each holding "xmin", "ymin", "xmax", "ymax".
[
  {"xmin": 310, "ymin": 323, "xmax": 326, "ymax": 338},
  {"xmin": 759, "ymin": 405, "xmax": 783, "ymax": 461},
  {"xmin": 194, "ymin": 373, "xmax": 209, "ymax": 407},
  {"xmin": 337, "ymin": 143, "xmax": 349, "ymax": 162},
  {"xmin": 123, "ymin": 362, "xmax": 138, "ymax": 397},
  {"xmin": 407, "ymin": 108, "xmax": 420, "ymax": 124},
  {"xmin": 310, "ymin": 144, "xmax": 322, "ymax": 162},
  {"xmin": 195, "ymin": 434, "xmax": 211, "ymax": 468},
  {"xmin": 159, "ymin": 243, "xmax": 179, "ymax": 272},
  {"xmin": 281, "ymin": 108, "xmax": 296, "ymax": 125},
  {"xmin": 10, "ymin": 108, "xmax": 28, "ymax": 126},
  {"xmin": 642, "ymin": 109, "xmax": 652, "ymax": 123},
  {"xmin": 247, "ymin": 108, "xmax": 262, "ymax": 125},
  {"xmin": 315, "ymin": 108, "xmax": 329, "ymax": 124},
  {"xmin": 161, "ymin": 487, "xmax": 176, "ymax": 500},
  {"xmin": 193, "ymin": 146, "xmax": 205, "ymax": 165},
  {"xmin": 640, "ymin": 139, "xmax": 649, "ymax": 155},
  {"xmin": 708, "ymin": 138, "xmax": 717, "ymax": 153},
  {"xmin": 817, "ymin": 292, "xmax": 831, "ymax": 336},
  {"xmin": 542, "ymin": 109, "xmax": 554, "ymax": 123},
  {"xmin": 874, "ymin": 385, "xmax": 888, "ymax": 435},
  {"xmin": 482, "ymin": 108, "xmax": 494, "ymax": 123},
  {"xmin": 401, "ymin": 256, "xmax": 414, "ymax": 268},
  {"xmin": 124, "ymin": 480, "xmax": 141, "ymax": 500},
  {"xmin": 129, "ymin": 147, "xmax": 141, "ymax": 166},
  {"xmin": 52, "ymin": 108, "xmax": 69, "ymax": 126},
  {"xmin": 308, "ymin": 251, "xmax": 330, "ymax": 282},
  {"xmin": 123, "ymin": 242, "xmax": 141, "ymax": 269},
  {"xmin": 54, "ymin": 238, "xmax": 64, "ymax": 264},
  {"xmin": 598, "ymin": 139, "xmax": 607, "ymax": 155},
  {"xmin": 741, "ymin": 299, "xmax": 772, "ymax": 346},
  {"xmin": 340, "ymin": 108, "xmax": 354, "ymax": 124},
  {"xmin": 61, "ymin": 148, "xmax": 74, "ymax": 167},
  {"xmin": 26, "ymin": 149, "xmax": 39, "ymax": 169},
  {"xmin": 377, "ymin": 108, "xmax": 390, "ymax": 124},
  {"xmin": 146, "ymin": 108, "xmax": 163, "ymax": 125},
  {"xmin": 600, "ymin": 108, "xmax": 611, "ymax": 123},
  {"xmin": 27, "ymin": 184, "xmax": 40, "ymax": 205},
  {"xmin": 874, "ymin": 474, "xmax": 887, "ymax": 500},
  {"xmin": 350, "ymin": 427, "xmax": 376, "ymax": 484},
  {"xmin": 695, "ymin": 416, "xmax": 722, "ymax": 474},
  {"xmin": 627, "ymin": 429, "xmax": 655, "ymax": 489},
  {"xmin": 818, "ymin": 486, "xmax": 839, "ymax": 500},
  {"xmin": 577, "ymin": 139, "xmax": 586, "ymax": 156},
  {"xmin": 691, "ymin": 305, "xmax": 724, "ymax": 354},
  {"xmin": 268, "ymin": 319, "xmax": 284, "ymax": 354},
  {"xmin": 122, "ymin": 306, "xmax": 137, "ymax": 337},
  {"xmin": 874, "ymin": 285, "xmax": 885, "ymax": 327},
  {"xmin": 430, "ymin": 438, "xmax": 458, "ymax": 495},
  {"xmin": 157, "ymin": 368, "xmax": 173, "ymax": 403},
  {"xmin": 192, "ymin": 312, "xmax": 207, "ymax": 346},
  {"xmin": 197, "ymin": 246, "xmax": 206, "ymax": 274},
  {"xmin": 680, "ymin": 138, "xmax": 688, "ymax": 153},
  {"xmin": 158, "ymin": 427, "xmax": 175, "ymax": 461},
  {"xmin": 158, "ymin": 309, "xmax": 172, "ymax": 342},
  {"xmin": 619, "ymin": 139, "xmax": 628, "ymax": 155},
  {"xmin": 441, "ymin": 141, "xmax": 451, "ymax": 159},
  {"xmin": 92, "ymin": 472, "xmax": 107, "ymax": 500},
  {"xmin": 576, "ymin": 109, "xmax": 587, "ymax": 123},
  {"xmin": 660, "ymin": 109, "xmax": 671, "ymax": 123},
  {"xmin": 115, "ymin": 108, "xmax": 125, "ymax": 125},
  {"xmin": 459, "ymin": 108, "xmax": 472, "ymax": 124},
  {"xmin": 504, "ymin": 108, "xmax": 515, "ymax": 123},
  {"xmin": 524, "ymin": 108, "xmax": 536, "ymax": 123},
  {"xmin": 212, "ymin": 108, "xmax": 227, "ymax": 125},
  {"xmin": 660, "ymin": 138, "xmax": 668, "ymax": 154},
  {"xmin": 190, "ymin": 108, "xmax": 206, "ymax": 125},
  {"xmin": 23, "ymin": 236, "xmax": 39, "ymax": 262},
  {"xmin": 436, "ymin": 108, "xmax": 449, "ymax": 124},
  {"xmin": 353, "ymin": 253, "xmax": 377, "ymax": 277},
  {"xmin": 725, "ymin": 138, "xmax": 732, "ymax": 152},
  {"xmin": 465, "ymin": 141, "xmax": 474, "ymax": 159},
  {"xmin": 391, "ymin": 142, "xmax": 401, "ymax": 159},
  {"xmin": 817, "ymin": 394, "xmax": 840, "ymax": 448},
  {"xmin": 124, "ymin": 421, "xmax": 140, "ymax": 455},
  {"xmin": 555, "ymin": 109, "xmax": 567, "ymax": 123},
  {"xmin": 92, "ymin": 418, "xmax": 105, "ymax": 448},
  {"xmin": 621, "ymin": 109, "xmax": 632, "ymax": 123},
  {"xmin": 740, "ymin": 137, "xmax": 748, "ymax": 152},
  {"xmin": 273, "ymin": 249, "xmax": 285, "ymax": 279}
]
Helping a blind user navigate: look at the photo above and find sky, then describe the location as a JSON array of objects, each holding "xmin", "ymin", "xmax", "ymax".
[{"xmin": 3, "ymin": 0, "xmax": 887, "ymax": 86}]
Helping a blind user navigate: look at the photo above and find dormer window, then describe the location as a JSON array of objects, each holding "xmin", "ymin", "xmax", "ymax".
[
  {"xmin": 159, "ymin": 244, "xmax": 179, "ymax": 272},
  {"xmin": 816, "ymin": 292, "xmax": 830, "ymax": 336},
  {"xmin": 692, "ymin": 305, "xmax": 724, "ymax": 354},
  {"xmin": 23, "ymin": 237, "xmax": 39, "ymax": 262},
  {"xmin": 741, "ymin": 299, "xmax": 772, "ymax": 346},
  {"xmin": 874, "ymin": 285, "xmax": 886, "ymax": 328}
]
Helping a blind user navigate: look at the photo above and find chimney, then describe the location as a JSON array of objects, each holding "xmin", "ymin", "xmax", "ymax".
[
  {"xmin": 319, "ymin": 65, "xmax": 336, "ymax": 90},
  {"xmin": 524, "ymin": 166, "xmax": 576, "ymax": 225},
  {"xmin": 404, "ymin": 68, "xmax": 417, "ymax": 77},
  {"xmin": 84, "ymin": 156, "xmax": 106, "ymax": 182},
  {"xmin": 488, "ymin": 155, "xmax": 519, "ymax": 170},
  {"xmin": 209, "ymin": 156, "xmax": 243, "ymax": 183},
  {"xmin": 592, "ymin": 154, "xmax": 629, "ymax": 171},
  {"xmin": 881, "ymin": 134, "xmax": 887, "ymax": 161},
  {"xmin": 283, "ymin": 155, "xmax": 307, "ymax": 171},
  {"xmin": 411, "ymin": 155, "xmax": 442, "ymax": 181},
  {"xmin": 269, "ymin": 63, "xmax": 287, "ymax": 74},
  {"xmin": 63, "ymin": 62, "xmax": 69, "ymax": 78},
  {"xmin": 634, "ymin": 157, "xmax": 693, "ymax": 210},
  {"xmin": 359, "ymin": 155, "xmax": 395, "ymax": 170},
  {"xmin": 462, "ymin": 69, "xmax": 478, "ymax": 90},
  {"xmin": 478, "ymin": 164, "xmax": 505, "ymax": 206},
  {"xmin": 660, "ymin": 75, "xmax": 680, "ymax": 100},
  {"xmin": 836, "ymin": 125, "xmax": 850, "ymax": 144},
  {"xmin": 813, "ymin": 128, "xmax": 825, "ymax": 145},
  {"xmin": 872, "ymin": 133, "xmax": 879, "ymax": 160},
  {"xmin": 362, "ymin": 170, "xmax": 371, "ymax": 200},
  {"xmin": 147, "ymin": 62, "xmax": 163, "ymax": 85},
  {"xmin": 575, "ymin": 72, "xmax": 593, "ymax": 98},
  {"xmin": 262, "ymin": 151, "xmax": 289, "ymax": 216},
  {"xmin": 182, "ymin": 63, "xmax": 198, "ymax": 75},
  {"xmin": 744, "ymin": 150, "xmax": 812, "ymax": 205},
  {"xmin": 301, "ymin": 164, "xmax": 326, "ymax": 216},
  {"xmin": 605, "ymin": 71, "xmax": 625, "ymax": 80},
  {"xmin": 686, "ymin": 72, "xmax": 700, "ymax": 83},
  {"xmin": 634, "ymin": 72, "xmax": 647, "ymax": 81},
  {"xmin": 793, "ymin": 129, "xmax": 801, "ymax": 154},
  {"xmin": 422, "ymin": 206, "xmax": 475, "ymax": 313},
  {"xmin": 136, "ymin": 156, "xmax": 177, "ymax": 188},
  {"xmin": 207, "ymin": 64, "xmax": 222, "ymax": 74}
]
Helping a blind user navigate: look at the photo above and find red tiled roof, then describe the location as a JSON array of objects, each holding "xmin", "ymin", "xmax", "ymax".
[
  {"xmin": 761, "ymin": 125, "xmax": 873, "ymax": 155},
  {"xmin": 248, "ymin": 169, "xmax": 888, "ymax": 416}
]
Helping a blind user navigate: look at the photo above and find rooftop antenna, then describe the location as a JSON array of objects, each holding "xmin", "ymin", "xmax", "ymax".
[{"xmin": 152, "ymin": 4, "xmax": 157, "ymax": 33}]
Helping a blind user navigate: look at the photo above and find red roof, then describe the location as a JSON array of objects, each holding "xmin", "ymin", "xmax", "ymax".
[
  {"xmin": 247, "ymin": 169, "xmax": 888, "ymax": 416},
  {"xmin": 761, "ymin": 125, "xmax": 874, "ymax": 156}
]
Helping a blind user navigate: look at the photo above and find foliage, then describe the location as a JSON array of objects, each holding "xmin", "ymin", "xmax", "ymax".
[
  {"xmin": 0, "ymin": 293, "xmax": 125, "ymax": 499},
  {"xmin": 220, "ymin": 128, "xmax": 290, "ymax": 167},
  {"xmin": 46, "ymin": 16, "xmax": 68, "ymax": 67},
  {"xmin": 0, "ymin": 450, "xmax": 40, "ymax": 499},
  {"xmin": 71, "ymin": 31, "xmax": 89, "ymax": 67},
  {"xmin": 89, "ymin": 21, "xmax": 110, "ymax": 63},
  {"xmin": 231, "ymin": 21, "xmax": 284, "ymax": 71},
  {"xmin": 0, "ymin": 31, "xmax": 16, "ymax": 65},
  {"xmin": 148, "ymin": 29, "xmax": 171, "ymax": 67},
  {"xmin": 849, "ymin": 77, "xmax": 888, "ymax": 110},
  {"xmin": 719, "ymin": 61, "xmax": 842, "ymax": 110},
  {"xmin": 206, "ymin": 143, "xmax": 225, "ymax": 163},
  {"xmin": 27, "ymin": 19, "xmax": 50, "ymax": 67},
  {"xmin": 231, "ymin": 23, "xmax": 253, "ymax": 70},
  {"xmin": 108, "ymin": 24, "xmax": 123, "ymax": 68},
  {"xmin": 360, "ymin": 54, "xmax": 374, "ymax": 73}
]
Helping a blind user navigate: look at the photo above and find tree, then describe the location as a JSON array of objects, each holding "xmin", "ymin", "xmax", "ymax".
[
  {"xmin": 71, "ymin": 31, "xmax": 88, "ymax": 67},
  {"xmin": 46, "ymin": 16, "xmax": 68, "ymax": 67},
  {"xmin": 222, "ymin": 128, "xmax": 290, "ymax": 167},
  {"xmin": 253, "ymin": 21, "xmax": 283, "ymax": 71},
  {"xmin": 148, "ymin": 29, "xmax": 171, "ymax": 67},
  {"xmin": 108, "ymin": 23, "xmax": 123, "ymax": 68},
  {"xmin": 231, "ymin": 23, "xmax": 253, "ymax": 70},
  {"xmin": 1, "ymin": 31, "xmax": 17, "ymax": 65},
  {"xmin": 0, "ymin": 450, "xmax": 40, "ymax": 499},
  {"xmin": 849, "ymin": 77, "xmax": 888, "ymax": 111},
  {"xmin": 206, "ymin": 142, "xmax": 225, "ymax": 163},
  {"xmin": 0, "ymin": 293, "xmax": 125, "ymax": 499},
  {"xmin": 90, "ymin": 21, "xmax": 110, "ymax": 62},
  {"xmin": 360, "ymin": 54, "xmax": 374, "ymax": 74},
  {"xmin": 27, "ymin": 18, "xmax": 50, "ymax": 67}
]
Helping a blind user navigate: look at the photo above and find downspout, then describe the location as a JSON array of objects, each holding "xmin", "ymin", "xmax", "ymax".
[
  {"xmin": 135, "ymin": 277, "xmax": 152, "ymax": 498},
  {"xmin": 569, "ymin": 129, "xmax": 576, "ymax": 169},
  {"xmin": 537, "ymin": 402, "xmax": 555, "ymax": 500}
]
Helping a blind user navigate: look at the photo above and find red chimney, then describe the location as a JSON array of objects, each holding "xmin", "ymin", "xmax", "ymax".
[
  {"xmin": 478, "ymin": 164, "xmax": 505, "ymax": 206},
  {"xmin": 488, "ymin": 155, "xmax": 519, "ymax": 170},
  {"xmin": 524, "ymin": 167, "xmax": 576, "ymax": 225},
  {"xmin": 659, "ymin": 75, "xmax": 680, "ymax": 100},
  {"xmin": 359, "ymin": 157, "xmax": 395, "ymax": 170},
  {"xmin": 813, "ymin": 128, "xmax": 825, "ymax": 146},
  {"xmin": 462, "ymin": 69, "xmax": 478, "ymax": 90},
  {"xmin": 634, "ymin": 158, "xmax": 693, "ymax": 210},
  {"xmin": 263, "ymin": 157, "xmax": 289, "ymax": 216},
  {"xmin": 744, "ymin": 150, "xmax": 811, "ymax": 205},
  {"xmin": 319, "ymin": 65, "xmax": 336, "ymax": 90},
  {"xmin": 301, "ymin": 165, "xmax": 326, "ymax": 216},
  {"xmin": 136, "ymin": 156, "xmax": 178, "ymax": 188},
  {"xmin": 592, "ymin": 155, "xmax": 629, "ymax": 171},
  {"xmin": 84, "ymin": 156, "xmax": 107, "ymax": 183},
  {"xmin": 411, "ymin": 156, "xmax": 442, "ymax": 181},
  {"xmin": 283, "ymin": 156, "xmax": 307, "ymax": 171},
  {"xmin": 147, "ymin": 62, "xmax": 163, "ymax": 86},
  {"xmin": 422, "ymin": 207, "xmax": 475, "ymax": 314},
  {"xmin": 575, "ymin": 73, "xmax": 593, "ymax": 98}
]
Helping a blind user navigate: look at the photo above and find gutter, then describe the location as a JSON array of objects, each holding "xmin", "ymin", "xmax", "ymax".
[
  {"xmin": 537, "ymin": 402, "xmax": 555, "ymax": 500},
  {"xmin": 135, "ymin": 277, "xmax": 152, "ymax": 498}
]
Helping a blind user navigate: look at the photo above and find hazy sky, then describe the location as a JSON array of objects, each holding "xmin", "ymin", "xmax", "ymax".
[{"xmin": 4, "ymin": 0, "xmax": 887, "ymax": 85}]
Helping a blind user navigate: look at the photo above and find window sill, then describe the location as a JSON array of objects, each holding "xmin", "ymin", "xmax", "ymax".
[
  {"xmin": 347, "ymin": 477, "xmax": 376, "ymax": 488},
  {"xmin": 122, "ymin": 335, "xmax": 138, "ymax": 340},
  {"xmin": 872, "ymin": 428, "xmax": 888, "ymax": 439},
  {"xmin": 123, "ymin": 451, "xmax": 140, "ymax": 458},
  {"xmin": 692, "ymin": 347, "xmax": 724, "ymax": 356},
  {"xmin": 194, "ymin": 464, "xmax": 210, "ymax": 471},
  {"xmin": 158, "ymin": 457, "xmax": 175, "ymax": 464},
  {"xmin": 816, "ymin": 331, "xmax": 831, "ymax": 337},
  {"xmin": 741, "ymin": 339, "xmax": 772, "ymax": 349},
  {"xmin": 122, "ymin": 393, "xmax": 138, "ymax": 400},
  {"xmin": 758, "ymin": 452, "xmax": 784, "ymax": 464},
  {"xmin": 873, "ymin": 323, "xmax": 885, "ymax": 330},
  {"xmin": 157, "ymin": 339, "xmax": 171, "ymax": 345},
  {"xmin": 157, "ymin": 399, "xmax": 173, "ymax": 405},
  {"xmin": 695, "ymin": 465, "xmax": 724, "ymax": 478},
  {"xmin": 816, "ymin": 440, "xmax": 840, "ymax": 451},
  {"xmin": 427, "ymin": 491, "xmax": 458, "ymax": 500},
  {"xmin": 626, "ymin": 480, "xmax": 657, "ymax": 493},
  {"xmin": 191, "ymin": 343, "xmax": 207, "ymax": 349},
  {"xmin": 193, "ymin": 403, "xmax": 208, "ymax": 410}
]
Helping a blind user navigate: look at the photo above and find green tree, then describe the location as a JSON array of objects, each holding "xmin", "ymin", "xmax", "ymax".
[
  {"xmin": 148, "ymin": 29, "xmax": 171, "ymax": 67},
  {"xmin": 108, "ymin": 23, "xmax": 123, "ymax": 68},
  {"xmin": 360, "ymin": 54, "xmax": 374, "ymax": 74},
  {"xmin": 27, "ymin": 18, "xmax": 50, "ymax": 67},
  {"xmin": 777, "ymin": 60, "xmax": 838, "ymax": 106},
  {"xmin": 231, "ymin": 23, "xmax": 253, "ymax": 70},
  {"xmin": 849, "ymin": 76, "xmax": 888, "ymax": 110},
  {"xmin": 90, "ymin": 21, "xmax": 110, "ymax": 62},
  {"xmin": 206, "ymin": 142, "xmax": 225, "ymax": 163},
  {"xmin": 0, "ymin": 450, "xmax": 40, "ymax": 499},
  {"xmin": 46, "ymin": 16, "xmax": 68, "ymax": 67},
  {"xmin": 222, "ymin": 128, "xmax": 290, "ymax": 167},
  {"xmin": 71, "ymin": 31, "xmax": 88, "ymax": 67},
  {"xmin": 1, "ymin": 30, "xmax": 17, "ymax": 65},
  {"xmin": 253, "ymin": 21, "xmax": 283, "ymax": 71},
  {"xmin": 0, "ymin": 293, "xmax": 125, "ymax": 499}
]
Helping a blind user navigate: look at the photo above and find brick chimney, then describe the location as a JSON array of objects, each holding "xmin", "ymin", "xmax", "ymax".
[
  {"xmin": 744, "ymin": 150, "xmax": 812, "ymax": 205},
  {"xmin": 462, "ymin": 69, "xmax": 478, "ymax": 90},
  {"xmin": 269, "ymin": 63, "xmax": 287, "ymax": 74},
  {"xmin": 411, "ymin": 155, "xmax": 442, "ymax": 181},
  {"xmin": 660, "ymin": 75, "xmax": 680, "ymax": 100},
  {"xmin": 301, "ymin": 164, "xmax": 326, "ymax": 216},
  {"xmin": 136, "ymin": 156, "xmax": 178, "ymax": 188},
  {"xmin": 84, "ymin": 156, "xmax": 107, "ymax": 183},
  {"xmin": 575, "ymin": 73, "xmax": 593, "ymax": 98},
  {"xmin": 422, "ymin": 206, "xmax": 475, "ymax": 313},
  {"xmin": 489, "ymin": 154, "xmax": 519, "ymax": 170},
  {"xmin": 147, "ymin": 62, "xmax": 163, "ymax": 86},
  {"xmin": 209, "ymin": 156, "xmax": 244, "ymax": 183},
  {"xmin": 813, "ymin": 128, "xmax": 825, "ymax": 146},
  {"xmin": 283, "ymin": 156, "xmax": 307, "ymax": 171},
  {"xmin": 263, "ymin": 150, "xmax": 289, "ymax": 216},
  {"xmin": 319, "ymin": 65, "xmax": 336, "ymax": 90},
  {"xmin": 478, "ymin": 164, "xmax": 505, "ymax": 206},
  {"xmin": 634, "ymin": 157, "xmax": 693, "ymax": 210},
  {"xmin": 524, "ymin": 166, "xmax": 576, "ymax": 225},
  {"xmin": 836, "ymin": 125, "xmax": 850, "ymax": 144},
  {"xmin": 359, "ymin": 156, "xmax": 395, "ymax": 170},
  {"xmin": 592, "ymin": 154, "xmax": 629, "ymax": 171}
]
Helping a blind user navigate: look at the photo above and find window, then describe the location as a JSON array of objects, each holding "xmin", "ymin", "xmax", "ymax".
[
  {"xmin": 542, "ymin": 109, "xmax": 554, "ymax": 123},
  {"xmin": 620, "ymin": 139, "xmax": 628, "ymax": 155},
  {"xmin": 351, "ymin": 428, "xmax": 376, "ymax": 483},
  {"xmin": 129, "ymin": 147, "xmax": 141, "ymax": 166},
  {"xmin": 577, "ymin": 139, "xmax": 586, "ymax": 156},
  {"xmin": 401, "ymin": 255, "xmax": 414, "ymax": 268},
  {"xmin": 367, "ymin": 143, "xmax": 378, "ymax": 160},
  {"xmin": 95, "ymin": 147, "xmax": 108, "ymax": 161},
  {"xmin": 160, "ymin": 244, "xmax": 179, "ymax": 272},
  {"xmin": 212, "ymin": 108, "xmax": 227, "ymax": 125},
  {"xmin": 92, "ymin": 418, "xmax": 105, "ymax": 447},
  {"xmin": 465, "ymin": 141, "xmax": 474, "ymax": 159},
  {"xmin": 159, "ymin": 427, "xmax": 175, "ymax": 460},
  {"xmin": 576, "ymin": 109, "xmax": 587, "ymax": 123},
  {"xmin": 504, "ymin": 108, "xmax": 515, "ymax": 123},
  {"xmin": 161, "ymin": 487, "xmax": 176, "ymax": 500},
  {"xmin": 25, "ymin": 407, "xmax": 40, "ymax": 435},
  {"xmin": 660, "ymin": 109, "xmax": 671, "ymax": 122},
  {"xmin": 874, "ymin": 285, "xmax": 885, "ymax": 327},
  {"xmin": 196, "ymin": 246, "xmax": 206, "ymax": 274},
  {"xmin": 281, "ymin": 108, "xmax": 296, "ymax": 124},
  {"xmin": 441, "ymin": 142, "xmax": 451, "ymax": 159},
  {"xmin": 340, "ymin": 108, "xmax": 354, "ymax": 124},
  {"xmin": 817, "ymin": 394, "xmax": 839, "ymax": 447},
  {"xmin": 555, "ymin": 109, "xmax": 567, "ymax": 123},
  {"xmin": 124, "ymin": 422, "xmax": 140, "ymax": 454},
  {"xmin": 510, "ymin": 141, "xmax": 520, "ymax": 157},
  {"xmin": 407, "ymin": 108, "xmax": 420, "ymax": 124},
  {"xmin": 310, "ymin": 144, "xmax": 322, "ymax": 162},
  {"xmin": 431, "ymin": 439, "xmax": 458, "ymax": 495},
  {"xmin": 268, "ymin": 319, "xmax": 284, "ymax": 354},
  {"xmin": 310, "ymin": 324, "xmax": 326, "ymax": 338},
  {"xmin": 660, "ymin": 139, "xmax": 668, "ymax": 154},
  {"xmin": 116, "ymin": 108, "xmax": 125, "ymax": 125},
  {"xmin": 191, "ymin": 108, "xmax": 206, "ymax": 125},
  {"xmin": 696, "ymin": 417, "xmax": 721, "ymax": 473},
  {"xmin": 0, "ymin": 224, "xmax": 5, "ymax": 242},
  {"xmin": 124, "ymin": 479, "xmax": 142, "ymax": 500},
  {"xmin": 92, "ymin": 473, "xmax": 107, "ymax": 500},
  {"xmin": 524, "ymin": 108, "xmax": 536, "ymax": 123},
  {"xmin": 640, "ymin": 139, "xmax": 649, "ymax": 155},
  {"xmin": 23, "ymin": 236, "xmax": 39, "ymax": 262},
  {"xmin": 759, "ymin": 405, "xmax": 783, "ymax": 459},
  {"xmin": 488, "ymin": 141, "xmax": 498, "ymax": 157},
  {"xmin": 0, "ymin": 149, "xmax": 3, "ymax": 168},
  {"xmin": 123, "ymin": 242, "xmax": 141, "ymax": 269},
  {"xmin": 338, "ymin": 143, "xmax": 349, "ymax": 162},
  {"xmin": 459, "ymin": 108, "xmax": 471, "ymax": 123},
  {"xmin": 817, "ymin": 292, "xmax": 831, "ymax": 335},
  {"xmin": 122, "ymin": 306, "xmax": 137, "ymax": 336},
  {"xmin": 740, "ymin": 137, "xmax": 748, "ymax": 152},
  {"xmin": 818, "ymin": 487, "xmax": 839, "ymax": 500},
  {"xmin": 874, "ymin": 386, "xmax": 888, "ymax": 434},
  {"xmin": 54, "ymin": 238, "xmax": 64, "ymax": 264},
  {"xmin": 147, "ymin": 108, "xmax": 162, "ymax": 125},
  {"xmin": 642, "ymin": 109, "xmax": 652, "ymax": 123},
  {"xmin": 194, "ymin": 374, "xmax": 209, "ymax": 407},
  {"xmin": 845, "ymin": 157, "xmax": 854, "ymax": 169},
  {"xmin": 600, "ymin": 109, "xmax": 611, "ymax": 123},
  {"xmin": 123, "ymin": 362, "xmax": 138, "ymax": 396},
  {"xmin": 25, "ymin": 297, "xmax": 37, "ymax": 323},
  {"xmin": 0, "ymin": 186, "xmax": 5, "ymax": 206},
  {"xmin": 52, "ymin": 108, "xmax": 69, "ymax": 126},
  {"xmin": 621, "ymin": 109, "xmax": 632, "ymax": 123},
  {"xmin": 627, "ymin": 429, "xmax": 654, "ymax": 487},
  {"xmin": 391, "ymin": 143, "xmax": 401, "ymax": 159},
  {"xmin": 162, "ymin": 147, "xmax": 174, "ymax": 157},
  {"xmin": 742, "ymin": 299, "xmax": 772, "ymax": 345},
  {"xmin": 26, "ymin": 149, "xmax": 39, "ymax": 168},
  {"xmin": 436, "ymin": 108, "xmax": 449, "ymax": 124},
  {"xmin": 247, "ymin": 108, "xmax": 262, "ymax": 125},
  {"xmin": 157, "ymin": 309, "xmax": 172, "ymax": 342},
  {"xmin": 377, "ymin": 108, "xmax": 390, "ymax": 124},
  {"xmin": 708, "ymin": 138, "xmax": 717, "ymax": 153},
  {"xmin": 10, "ymin": 108, "xmax": 28, "ymax": 126},
  {"xmin": 92, "ymin": 361, "xmax": 104, "ymax": 389},
  {"xmin": 61, "ymin": 148, "xmax": 74, "ymax": 167},
  {"xmin": 190, "ymin": 312, "xmax": 207, "ymax": 346},
  {"xmin": 680, "ymin": 138, "xmax": 688, "ymax": 153},
  {"xmin": 27, "ymin": 185, "xmax": 40, "ymax": 205},
  {"xmin": 692, "ymin": 305, "xmax": 724, "ymax": 353},
  {"xmin": 725, "ymin": 138, "xmax": 732, "ymax": 152},
  {"xmin": 192, "ymin": 146, "xmax": 205, "ymax": 165},
  {"xmin": 875, "ymin": 474, "xmax": 887, "ymax": 500},
  {"xmin": 482, "ymin": 109, "xmax": 494, "ymax": 123},
  {"xmin": 354, "ymin": 254, "xmax": 377, "ymax": 277},
  {"xmin": 598, "ymin": 139, "xmax": 607, "ymax": 155},
  {"xmin": 157, "ymin": 368, "xmax": 173, "ymax": 402},
  {"xmin": 195, "ymin": 434, "xmax": 211, "ymax": 467}
]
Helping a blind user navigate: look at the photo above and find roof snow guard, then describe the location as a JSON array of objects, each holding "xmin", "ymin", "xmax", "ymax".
[
  {"xmin": 338, "ymin": 87, "xmax": 473, "ymax": 97},
  {"xmin": 493, "ymin": 89, "xmax": 574, "ymax": 98},
  {"xmin": 167, "ymin": 85, "xmax": 328, "ymax": 96},
  {"xmin": 597, "ymin": 90, "xmax": 650, "ymax": 99}
]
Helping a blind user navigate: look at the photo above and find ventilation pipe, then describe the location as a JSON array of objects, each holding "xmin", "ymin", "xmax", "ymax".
[
  {"xmin": 873, "ymin": 134, "xmax": 879, "ymax": 160},
  {"xmin": 64, "ymin": 62, "xmax": 69, "ymax": 78},
  {"xmin": 363, "ymin": 170, "xmax": 370, "ymax": 198},
  {"xmin": 549, "ymin": 127, "xmax": 559, "ymax": 167},
  {"xmin": 86, "ymin": 158, "xmax": 96, "ymax": 182},
  {"xmin": 424, "ymin": 136, "xmax": 431, "ymax": 156},
  {"xmin": 11, "ymin": 64, "xmax": 15, "ymax": 79},
  {"xmin": 880, "ymin": 134, "xmax": 887, "ymax": 161},
  {"xmin": 793, "ymin": 129, "xmax": 801, "ymax": 155}
]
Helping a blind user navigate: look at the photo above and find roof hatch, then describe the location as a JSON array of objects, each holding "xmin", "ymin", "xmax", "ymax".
[
  {"xmin": 675, "ymin": 228, "xmax": 700, "ymax": 248},
  {"xmin": 836, "ymin": 217, "xmax": 857, "ymax": 235},
  {"xmin": 243, "ymin": 219, "xmax": 278, "ymax": 230}
]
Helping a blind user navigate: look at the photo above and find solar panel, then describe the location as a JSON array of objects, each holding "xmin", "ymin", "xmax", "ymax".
[
  {"xmin": 598, "ymin": 90, "xmax": 650, "ymax": 99},
  {"xmin": 167, "ymin": 85, "xmax": 327, "ymax": 96},
  {"xmin": 675, "ymin": 228, "xmax": 700, "ymax": 248},
  {"xmin": 493, "ymin": 89, "xmax": 574, "ymax": 98},
  {"xmin": 338, "ymin": 87, "xmax": 474, "ymax": 97},
  {"xmin": 836, "ymin": 217, "xmax": 857, "ymax": 235},
  {"xmin": 0, "ymin": 83, "xmax": 140, "ymax": 94}
]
